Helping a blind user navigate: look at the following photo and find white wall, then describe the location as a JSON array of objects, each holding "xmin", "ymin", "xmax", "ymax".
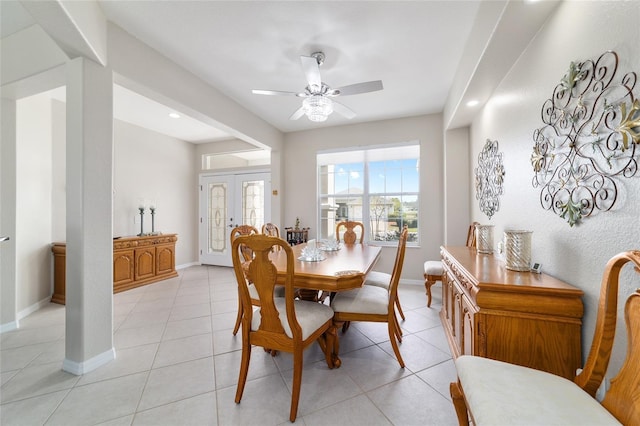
[
  {"xmin": 467, "ymin": 0, "xmax": 640, "ymax": 371},
  {"xmin": 444, "ymin": 127, "xmax": 470, "ymax": 245},
  {"xmin": 113, "ymin": 121, "xmax": 197, "ymax": 266},
  {"xmin": 51, "ymin": 99, "xmax": 65, "ymax": 242},
  {"xmin": 283, "ymin": 114, "xmax": 446, "ymax": 281},
  {"xmin": 16, "ymin": 93, "xmax": 53, "ymax": 312}
]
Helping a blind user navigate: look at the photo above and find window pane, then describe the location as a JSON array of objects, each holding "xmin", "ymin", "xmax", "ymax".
[
  {"xmin": 403, "ymin": 160, "xmax": 420, "ymax": 192},
  {"xmin": 336, "ymin": 163, "xmax": 364, "ymax": 194},
  {"xmin": 318, "ymin": 194, "xmax": 363, "ymax": 239},
  {"xmin": 208, "ymin": 182, "xmax": 227, "ymax": 253},
  {"xmin": 370, "ymin": 194, "xmax": 418, "ymax": 242},
  {"xmin": 242, "ymin": 180, "xmax": 265, "ymax": 229}
]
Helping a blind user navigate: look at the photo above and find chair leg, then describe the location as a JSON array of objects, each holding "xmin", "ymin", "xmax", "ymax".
[
  {"xmin": 388, "ymin": 320, "xmax": 405, "ymax": 368},
  {"xmin": 393, "ymin": 311, "xmax": 403, "ymax": 342},
  {"xmin": 395, "ymin": 296, "xmax": 406, "ymax": 321},
  {"xmin": 450, "ymin": 380, "xmax": 471, "ymax": 426},
  {"xmin": 290, "ymin": 348, "xmax": 304, "ymax": 422},
  {"xmin": 232, "ymin": 299, "xmax": 243, "ymax": 335},
  {"xmin": 234, "ymin": 334, "xmax": 252, "ymax": 403},
  {"xmin": 424, "ymin": 278, "xmax": 437, "ymax": 307}
]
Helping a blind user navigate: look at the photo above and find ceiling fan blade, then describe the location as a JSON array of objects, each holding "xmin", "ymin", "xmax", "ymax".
[
  {"xmin": 300, "ymin": 55, "xmax": 322, "ymax": 91},
  {"xmin": 332, "ymin": 80, "xmax": 383, "ymax": 96},
  {"xmin": 289, "ymin": 106, "xmax": 306, "ymax": 120},
  {"xmin": 252, "ymin": 89, "xmax": 300, "ymax": 96},
  {"xmin": 332, "ymin": 101, "xmax": 356, "ymax": 120}
]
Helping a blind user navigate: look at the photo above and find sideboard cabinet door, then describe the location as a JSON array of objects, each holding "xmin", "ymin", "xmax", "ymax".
[
  {"xmin": 114, "ymin": 249, "xmax": 135, "ymax": 291},
  {"xmin": 156, "ymin": 244, "xmax": 175, "ymax": 276},
  {"xmin": 135, "ymin": 247, "xmax": 156, "ymax": 281}
]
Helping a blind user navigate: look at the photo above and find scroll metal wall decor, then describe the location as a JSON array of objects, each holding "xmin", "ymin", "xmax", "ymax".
[
  {"xmin": 475, "ymin": 139, "xmax": 505, "ymax": 219},
  {"xmin": 531, "ymin": 51, "xmax": 640, "ymax": 226}
]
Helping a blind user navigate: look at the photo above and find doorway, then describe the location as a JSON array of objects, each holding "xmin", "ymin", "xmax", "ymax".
[{"xmin": 199, "ymin": 172, "xmax": 271, "ymax": 266}]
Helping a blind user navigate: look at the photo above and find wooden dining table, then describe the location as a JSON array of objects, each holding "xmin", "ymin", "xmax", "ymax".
[
  {"xmin": 269, "ymin": 242, "xmax": 382, "ymax": 367},
  {"xmin": 270, "ymin": 242, "xmax": 382, "ymax": 292}
]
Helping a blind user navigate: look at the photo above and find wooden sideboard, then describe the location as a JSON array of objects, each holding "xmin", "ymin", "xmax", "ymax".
[
  {"xmin": 51, "ymin": 234, "xmax": 178, "ymax": 304},
  {"xmin": 440, "ymin": 246, "xmax": 584, "ymax": 380}
]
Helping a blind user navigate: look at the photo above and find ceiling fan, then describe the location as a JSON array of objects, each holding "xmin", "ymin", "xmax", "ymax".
[{"xmin": 252, "ymin": 52, "xmax": 383, "ymax": 122}]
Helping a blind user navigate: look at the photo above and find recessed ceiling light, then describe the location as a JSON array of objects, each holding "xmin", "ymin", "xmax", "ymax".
[
  {"xmin": 466, "ymin": 100, "xmax": 479, "ymax": 107},
  {"xmin": 168, "ymin": 112, "xmax": 181, "ymax": 119}
]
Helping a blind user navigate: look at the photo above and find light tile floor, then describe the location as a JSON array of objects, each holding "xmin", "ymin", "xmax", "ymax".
[{"xmin": 0, "ymin": 265, "xmax": 458, "ymax": 425}]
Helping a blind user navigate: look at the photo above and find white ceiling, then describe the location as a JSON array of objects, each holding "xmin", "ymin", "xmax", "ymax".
[
  {"xmin": 96, "ymin": 1, "xmax": 481, "ymax": 133},
  {"xmin": 4, "ymin": 1, "xmax": 553, "ymax": 142}
]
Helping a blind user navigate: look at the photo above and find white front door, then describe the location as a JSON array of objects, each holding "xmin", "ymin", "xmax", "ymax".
[{"xmin": 199, "ymin": 173, "xmax": 271, "ymax": 266}]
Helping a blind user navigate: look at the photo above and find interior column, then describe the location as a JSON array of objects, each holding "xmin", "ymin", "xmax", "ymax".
[{"xmin": 64, "ymin": 57, "xmax": 114, "ymax": 375}]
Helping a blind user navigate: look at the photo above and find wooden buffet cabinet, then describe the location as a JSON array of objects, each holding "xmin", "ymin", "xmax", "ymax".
[
  {"xmin": 440, "ymin": 246, "xmax": 584, "ymax": 380},
  {"xmin": 51, "ymin": 234, "xmax": 178, "ymax": 304}
]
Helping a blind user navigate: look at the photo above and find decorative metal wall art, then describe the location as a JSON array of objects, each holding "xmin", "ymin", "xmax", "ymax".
[
  {"xmin": 531, "ymin": 51, "xmax": 640, "ymax": 226},
  {"xmin": 475, "ymin": 139, "xmax": 505, "ymax": 219}
]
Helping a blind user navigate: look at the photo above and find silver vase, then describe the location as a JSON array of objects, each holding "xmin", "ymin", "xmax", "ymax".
[
  {"xmin": 504, "ymin": 230, "xmax": 533, "ymax": 271},
  {"xmin": 475, "ymin": 224, "xmax": 494, "ymax": 254}
]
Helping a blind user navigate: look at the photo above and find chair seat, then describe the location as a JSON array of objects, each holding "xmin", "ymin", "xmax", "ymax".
[
  {"xmin": 331, "ymin": 285, "xmax": 388, "ymax": 315},
  {"xmin": 364, "ymin": 271, "xmax": 391, "ymax": 289},
  {"xmin": 423, "ymin": 260, "xmax": 443, "ymax": 276},
  {"xmin": 455, "ymin": 356, "xmax": 622, "ymax": 426},
  {"xmin": 251, "ymin": 298, "xmax": 334, "ymax": 340}
]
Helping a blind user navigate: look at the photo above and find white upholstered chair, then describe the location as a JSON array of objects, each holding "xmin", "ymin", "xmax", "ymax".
[
  {"xmin": 336, "ymin": 220, "xmax": 364, "ymax": 244},
  {"xmin": 231, "ymin": 234, "xmax": 336, "ymax": 422},
  {"xmin": 331, "ymin": 227, "xmax": 408, "ymax": 367},
  {"xmin": 450, "ymin": 250, "xmax": 640, "ymax": 426},
  {"xmin": 230, "ymin": 225, "xmax": 260, "ymax": 335},
  {"xmin": 363, "ymin": 229, "xmax": 410, "ymax": 321}
]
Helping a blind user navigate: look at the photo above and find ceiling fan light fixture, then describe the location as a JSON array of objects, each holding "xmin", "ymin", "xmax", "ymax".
[{"xmin": 303, "ymin": 95, "xmax": 333, "ymax": 122}]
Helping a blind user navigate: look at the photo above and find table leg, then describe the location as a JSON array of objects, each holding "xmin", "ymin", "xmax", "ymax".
[
  {"xmin": 329, "ymin": 321, "xmax": 342, "ymax": 368},
  {"xmin": 318, "ymin": 332, "xmax": 335, "ymax": 369}
]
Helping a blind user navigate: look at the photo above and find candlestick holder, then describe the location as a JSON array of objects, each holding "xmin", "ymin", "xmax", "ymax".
[
  {"xmin": 150, "ymin": 207, "xmax": 157, "ymax": 235},
  {"xmin": 137, "ymin": 207, "xmax": 145, "ymax": 236}
]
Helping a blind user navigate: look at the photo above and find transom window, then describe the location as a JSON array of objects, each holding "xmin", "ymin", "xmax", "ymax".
[{"xmin": 317, "ymin": 143, "xmax": 419, "ymax": 245}]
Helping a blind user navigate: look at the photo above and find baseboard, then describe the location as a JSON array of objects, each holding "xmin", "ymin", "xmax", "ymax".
[
  {"xmin": 0, "ymin": 320, "xmax": 19, "ymax": 334},
  {"xmin": 18, "ymin": 296, "xmax": 52, "ymax": 321},
  {"xmin": 400, "ymin": 278, "xmax": 423, "ymax": 286},
  {"xmin": 176, "ymin": 261, "xmax": 199, "ymax": 270},
  {"xmin": 1, "ymin": 296, "xmax": 52, "ymax": 333},
  {"xmin": 63, "ymin": 347, "xmax": 116, "ymax": 376}
]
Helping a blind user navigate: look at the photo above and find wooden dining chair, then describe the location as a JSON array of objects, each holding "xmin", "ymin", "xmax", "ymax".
[
  {"xmin": 262, "ymin": 222, "xmax": 282, "ymax": 252},
  {"xmin": 450, "ymin": 250, "xmax": 640, "ymax": 426},
  {"xmin": 331, "ymin": 227, "xmax": 408, "ymax": 368},
  {"xmin": 423, "ymin": 222, "xmax": 478, "ymax": 307},
  {"xmin": 363, "ymin": 228, "xmax": 410, "ymax": 322},
  {"xmin": 336, "ymin": 220, "xmax": 364, "ymax": 244},
  {"xmin": 232, "ymin": 234, "xmax": 336, "ymax": 422},
  {"xmin": 262, "ymin": 222, "xmax": 280, "ymax": 238},
  {"xmin": 230, "ymin": 225, "xmax": 260, "ymax": 335}
]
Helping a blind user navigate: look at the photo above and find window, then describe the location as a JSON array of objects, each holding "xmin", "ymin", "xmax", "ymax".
[{"xmin": 318, "ymin": 143, "xmax": 419, "ymax": 244}]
